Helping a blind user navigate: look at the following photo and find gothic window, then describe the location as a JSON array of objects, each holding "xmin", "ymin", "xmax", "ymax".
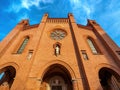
[
  {"xmin": 17, "ymin": 36, "xmax": 29, "ymax": 54},
  {"xmin": 87, "ymin": 38, "xmax": 98, "ymax": 54}
]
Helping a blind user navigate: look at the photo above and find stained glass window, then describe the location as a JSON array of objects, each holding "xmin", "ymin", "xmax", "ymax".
[{"xmin": 50, "ymin": 29, "xmax": 66, "ymax": 40}]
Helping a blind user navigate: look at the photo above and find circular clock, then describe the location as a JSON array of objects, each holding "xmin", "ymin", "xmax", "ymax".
[{"xmin": 50, "ymin": 29, "xmax": 67, "ymax": 40}]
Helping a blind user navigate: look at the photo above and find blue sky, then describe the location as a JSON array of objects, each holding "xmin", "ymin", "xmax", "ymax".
[{"xmin": 0, "ymin": 0, "xmax": 120, "ymax": 46}]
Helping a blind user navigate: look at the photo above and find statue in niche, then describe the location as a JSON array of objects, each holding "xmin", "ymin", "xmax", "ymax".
[
  {"xmin": 55, "ymin": 44, "xmax": 60, "ymax": 56},
  {"xmin": 54, "ymin": 43, "xmax": 61, "ymax": 56},
  {"xmin": 1, "ymin": 81, "xmax": 9, "ymax": 86},
  {"xmin": 0, "ymin": 81, "xmax": 9, "ymax": 90}
]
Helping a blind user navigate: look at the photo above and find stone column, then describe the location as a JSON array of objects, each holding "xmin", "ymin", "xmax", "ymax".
[
  {"xmin": 35, "ymin": 78, "xmax": 42, "ymax": 90},
  {"xmin": 72, "ymin": 79, "xmax": 78, "ymax": 90}
]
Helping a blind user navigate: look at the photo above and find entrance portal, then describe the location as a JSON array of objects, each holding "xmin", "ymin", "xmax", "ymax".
[
  {"xmin": 50, "ymin": 76, "xmax": 66, "ymax": 90},
  {"xmin": 0, "ymin": 66, "xmax": 16, "ymax": 89},
  {"xmin": 41, "ymin": 64, "xmax": 73, "ymax": 90},
  {"xmin": 52, "ymin": 86, "xmax": 62, "ymax": 90},
  {"xmin": 99, "ymin": 67, "xmax": 120, "ymax": 90}
]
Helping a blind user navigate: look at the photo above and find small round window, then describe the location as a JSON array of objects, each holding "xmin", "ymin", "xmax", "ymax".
[{"xmin": 50, "ymin": 29, "xmax": 67, "ymax": 40}]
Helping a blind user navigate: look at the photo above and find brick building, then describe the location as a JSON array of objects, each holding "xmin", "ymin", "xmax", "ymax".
[{"xmin": 0, "ymin": 14, "xmax": 120, "ymax": 90}]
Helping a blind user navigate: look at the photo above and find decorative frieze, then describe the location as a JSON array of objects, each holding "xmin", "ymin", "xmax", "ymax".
[{"xmin": 47, "ymin": 18, "xmax": 69, "ymax": 23}]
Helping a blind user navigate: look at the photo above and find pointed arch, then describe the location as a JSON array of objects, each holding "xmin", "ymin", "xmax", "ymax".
[
  {"xmin": 95, "ymin": 63, "xmax": 120, "ymax": 90},
  {"xmin": 99, "ymin": 67, "xmax": 120, "ymax": 90},
  {"xmin": 0, "ymin": 66, "xmax": 16, "ymax": 89},
  {"xmin": 39, "ymin": 60, "xmax": 76, "ymax": 90},
  {"xmin": 39, "ymin": 60, "xmax": 76, "ymax": 80}
]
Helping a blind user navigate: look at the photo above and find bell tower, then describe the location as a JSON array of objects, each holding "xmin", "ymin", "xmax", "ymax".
[{"xmin": 0, "ymin": 13, "xmax": 120, "ymax": 90}]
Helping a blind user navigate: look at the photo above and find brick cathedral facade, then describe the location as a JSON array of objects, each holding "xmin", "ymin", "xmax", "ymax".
[{"xmin": 0, "ymin": 14, "xmax": 120, "ymax": 90}]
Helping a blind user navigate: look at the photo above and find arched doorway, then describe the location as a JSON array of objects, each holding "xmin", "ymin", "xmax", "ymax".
[
  {"xmin": 99, "ymin": 67, "xmax": 120, "ymax": 90},
  {"xmin": 41, "ymin": 64, "xmax": 73, "ymax": 90},
  {"xmin": 0, "ymin": 66, "xmax": 16, "ymax": 89}
]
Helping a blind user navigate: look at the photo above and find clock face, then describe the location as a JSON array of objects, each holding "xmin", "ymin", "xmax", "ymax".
[{"xmin": 50, "ymin": 29, "xmax": 67, "ymax": 40}]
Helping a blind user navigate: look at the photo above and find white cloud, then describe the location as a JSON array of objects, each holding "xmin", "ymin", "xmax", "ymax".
[
  {"xmin": 82, "ymin": 5, "xmax": 91, "ymax": 17},
  {"xmin": 69, "ymin": 0, "xmax": 120, "ymax": 46},
  {"xmin": 6, "ymin": 0, "xmax": 53, "ymax": 13},
  {"xmin": 6, "ymin": 2, "xmax": 22, "ymax": 13},
  {"xmin": 70, "ymin": 0, "xmax": 81, "ymax": 8},
  {"xmin": 97, "ymin": 0, "xmax": 120, "ymax": 46},
  {"xmin": 70, "ymin": 0, "xmax": 94, "ymax": 18},
  {"xmin": 69, "ymin": 0, "xmax": 95, "ymax": 25},
  {"xmin": 21, "ymin": 0, "xmax": 40, "ymax": 10},
  {"xmin": 41, "ymin": 0, "xmax": 53, "ymax": 4},
  {"xmin": 18, "ymin": 13, "xmax": 29, "ymax": 21}
]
